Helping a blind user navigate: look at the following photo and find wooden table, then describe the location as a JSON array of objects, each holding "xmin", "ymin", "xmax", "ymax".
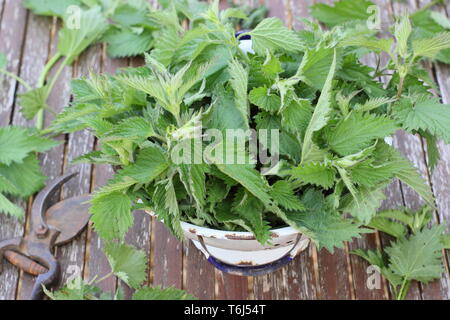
[{"xmin": 1, "ymin": 0, "xmax": 449, "ymax": 300}]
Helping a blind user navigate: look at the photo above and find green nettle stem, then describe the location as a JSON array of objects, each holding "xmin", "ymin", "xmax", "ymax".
[
  {"xmin": 396, "ymin": 279, "xmax": 410, "ymax": 300},
  {"xmin": 35, "ymin": 53, "xmax": 67, "ymax": 130},
  {"xmin": 0, "ymin": 69, "xmax": 32, "ymax": 91}
]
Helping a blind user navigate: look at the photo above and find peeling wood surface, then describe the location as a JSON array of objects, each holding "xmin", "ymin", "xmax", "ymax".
[{"xmin": 1, "ymin": 0, "xmax": 450, "ymax": 300}]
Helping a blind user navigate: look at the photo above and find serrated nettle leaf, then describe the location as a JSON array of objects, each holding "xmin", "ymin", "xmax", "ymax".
[
  {"xmin": 248, "ymin": 17, "xmax": 304, "ymax": 54},
  {"xmin": 340, "ymin": 36, "xmax": 394, "ymax": 55},
  {"xmin": 249, "ymin": 86, "xmax": 281, "ymax": 113},
  {"xmin": 412, "ymin": 32, "xmax": 450, "ymax": 59},
  {"xmin": 301, "ymin": 50, "xmax": 337, "ymax": 163},
  {"xmin": 103, "ymin": 27, "xmax": 153, "ymax": 58},
  {"xmin": 0, "ymin": 126, "xmax": 59, "ymax": 165},
  {"xmin": 310, "ymin": 0, "xmax": 374, "ymax": 27},
  {"xmin": 90, "ymin": 191, "xmax": 133, "ymax": 240},
  {"xmin": 105, "ymin": 242, "xmax": 147, "ymax": 289},
  {"xmin": 0, "ymin": 154, "xmax": 47, "ymax": 199},
  {"xmin": 393, "ymin": 95, "xmax": 450, "ymax": 143},
  {"xmin": 18, "ymin": 86, "xmax": 50, "ymax": 120},
  {"xmin": 386, "ymin": 225, "xmax": 445, "ymax": 283},
  {"xmin": 58, "ymin": 6, "xmax": 109, "ymax": 63},
  {"xmin": 342, "ymin": 186, "xmax": 386, "ymax": 224},
  {"xmin": 0, "ymin": 193, "xmax": 24, "ymax": 219},
  {"xmin": 394, "ymin": 15, "xmax": 412, "ymax": 58},
  {"xmin": 290, "ymin": 162, "xmax": 336, "ymax": 190},
  {"xmin": 326, "ymin": 112, "xmax": 398, "ymax": 156},
  {"xmin": 23, "ymin": 0, "xmax": 82, "ymax": 18},
  {"xmin": 228, "ymin": 58, "xmax": 249, "ymax": 121},
  {"xmin": 296, "ymin": 47, "xmax": 337, "ymax": 90}
]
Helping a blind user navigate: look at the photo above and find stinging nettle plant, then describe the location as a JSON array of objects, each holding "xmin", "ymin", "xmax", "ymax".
[{"xmin": 50, "ymin": 0, "xmax": 450, "ymax": 299}]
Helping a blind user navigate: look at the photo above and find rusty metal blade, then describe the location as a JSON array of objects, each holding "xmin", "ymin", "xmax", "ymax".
[{"xmin": 45, "ymin": 195, "xmax": 91, "ymax": 246}]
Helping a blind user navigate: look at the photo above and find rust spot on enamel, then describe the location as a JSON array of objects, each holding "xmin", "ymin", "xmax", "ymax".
[
  {"xmin": 237, "ymin": 261, "xmax": 254, "ymax": 266},
  {"xmin": 189, "ymin": 228, "xmax": 197, "ymax": 234},
  {"xmin": 270, "ymin": 232, "xmax": 279, "ymax": 238},
  {"xmin": 225, "ymin": 234, "xmax": 256, "ymax": 240}
]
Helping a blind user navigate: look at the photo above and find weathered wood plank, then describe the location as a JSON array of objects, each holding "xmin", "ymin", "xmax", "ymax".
[
  {"xmin": 0, "ymin": 1, "xmax": 28, "ymax": 126},
  {"xmin": 184, "ymin": 241, "xmax": 216, "ymax": 299},
  {"xmin": 152, "ymin": 220, "xmax": 183, "ymax": 289},
  {"xmin": 11, "ymin": 12, "xmax": 56, "ymax": 300},
  {"xmin": 388, "ymin": 0, "xmax": 450, "ymax": 300},
  {"xmin": 419, "ymin": 0, "xmax": 450, "ymax": 300},
  {"xmin": 0, "ymin": 0, "xmax": 28, "ymax": 300}
]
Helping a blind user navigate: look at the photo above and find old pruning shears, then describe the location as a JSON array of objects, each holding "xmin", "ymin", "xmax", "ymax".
[{"xmin": 0, "ymin": 173, "xmax": 91, "ymax": 300}]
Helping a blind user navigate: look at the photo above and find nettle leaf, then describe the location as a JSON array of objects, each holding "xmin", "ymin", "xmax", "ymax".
[
  {"xmin": 280, "ymin": 98, "xmax": 312, "ymax": 136},
  {"xmin": 394, "ymin": 15, "xmax": 412, "ymax": 58},
  {"xmin": 340, "ymin": 36, "xmax": 394, "ymax": 54},
  {"xmin": 342, "ymin": 186, "xmax": 386, "ymax": 224},
  {"xmin": 90, "ymin": 191, "xmax": 133, "ymax": 240},
  {"xmin": 214, "ymin": 163, "xmax": 272, "ymax": 207},
  {"xmin": 18, "ymin": 86, "xmax": 50, "ymax": 120},
  {"xmin": 0, "ymin": 126, "xmax": 59, "ymax": 165},
  {"xmin": 228, "ymin": 58, "xmax": 249, "ymax": 121},
  {"xmin": 270, "ymin": 180, "xmax": 305, "ymax": 211},
  {"xmin": 412, "ymin": 32, "xmax": 450, "ymax": 59},
  {"xmin": 233, "ymin": 192, "xmax": 271, "ymax": 244},
  {"xmin": 105, "ymin": 242, "xmax": 147, "ymax": 289},
  {"xmin": 310, "ymin": 0, "xmax": 374, "ymax": 27},
  {"xmin": 104, "ymin": 28, "xmax": 153, "ymax": 58},
  {"xmin": 119, "ymin": 146, "xmax": 169, "ymax": 184},
  {"xmin": 58, "ymin": 7, "xmax": 109, "ymax": 63},
  {"xmin": 393, "ymin": 95, "xmax": 450, "ymax": 143},
  {"xmin": 386, "ymin": 225, "xmax": 445, "ymax": 283},
  {"xmin": 290, "ymin": 162, "xmax": 336, "ymax": 189},
  {"xmin": 0, "ymin": 193, "xmax": 24, "ymax": 219},
  {"xmin": 296, "ymin": 47, "xmax": 337, "ymax": 90},
  {"xmin": 102, "ymin": 117, "xmax": 155, "ymax": 142},
  {"xmin": 248, "ymin": 17, "xmax": 304, "ymax": 54},
  {"xmin": 301, "ymin": 50, "xmax": 337, "ymax": 163},
  {"xmin": 287, "ymin": 190, "xmax": 369, "ymax": 253},
  {"xmin": 23, "ymin": 0, "xmax": 82, "ymax": 18},
  {"xmin": 111, "ymin": 3, "xmax": 152, "ymax": 27},
  {"xmin": 205, "ymin": 87, "xmax": 248, "ymax": 132},
  {"xmin": 327, "ymin": 112, "xmax": 398, "ymax": 156},
  {"xmin": 0, "ymin": 154, "xmax": 47, "ymax": 199},
  {"xmin": 249, "ymin": 86, "xmax": 281, "ymax": 113},
  {"xmin": 133, "ymin": 287, "xmax": 196, "ymax": 300}
]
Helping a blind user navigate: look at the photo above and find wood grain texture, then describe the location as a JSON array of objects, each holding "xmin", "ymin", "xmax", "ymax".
[
  {"xmin": 184, "ymin": 241, "xmax": 216, "ymax": 299},
  {"xmin": 12, "ymin": 11, "xmax": 54, "ymax": 300},
  {"xmin": 0, "ymin": 1, "xmax": 28, "ymax": 125},
  {"xmin": 152, "ymin": 220, "xmax": 183, "ymax": 289},
  {"xmin": 417, "ymin": 0, "xmax": 450, "ymax": 300},
  {"xmin": 389, "ymin": 0, "xmax": 450, "ymax": 300},
  {"xmin": 0, "ymin": 0, "xmax": 28, "ymax": 300}
]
